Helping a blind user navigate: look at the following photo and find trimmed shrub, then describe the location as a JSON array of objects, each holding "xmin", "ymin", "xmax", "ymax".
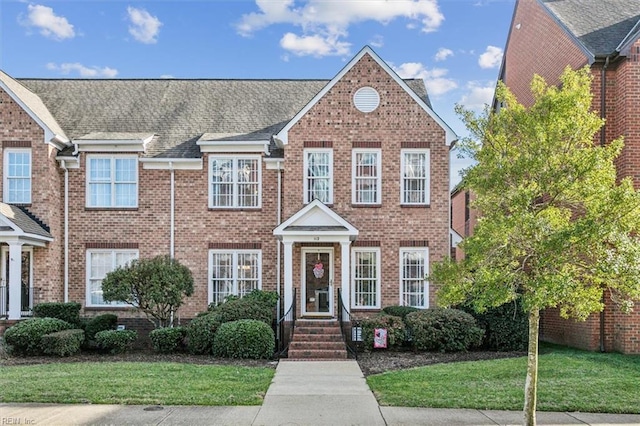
[
  {"xmin": 185, "ymin": 313, "xmax": 223, "ymax": 355},
  {"xmin": 3, "ymin": 317, "xmax": 74, "ymax": 356},
  {"xmin": 405, "ymin": 308, "xmax": 484, "ymax": 352},
  {"xmin": 41, "ymin": 329, "xmax": 85, "ymax": 357},
  {"xmin": 243, "ymin": 290, "xmax": 279, "ymax": 309},
  {"xmin": 382, "ymin": 305, "xmax": 420, "ymax": 320},
  {"xmin": 359, "ymin": 314, "xmax": 406, "ymax": 349},
  {"xmin": 463, "ymin": 303, "xmax": 528, "ymax": 351},
  {"xmin": 213, "ymin": 319, "xmax": 275, "ymax": 359},
  {"xmin": 33, "ymin": 302, "xmax": 82, "ymax": 326},
  {"xmin": 95, "ymin": 329, "xmax": 137, "ymax": 354},
  {"xmin": 214, "ymin": 297, "xmax": 274, "ymax": 325},
  {"xmin": 150, "ymin": 327, "xmax": 186, "ymax": 353},
  {"xmin": 85, "ymin": 314, "xmax": 118, "ymax": 341}
]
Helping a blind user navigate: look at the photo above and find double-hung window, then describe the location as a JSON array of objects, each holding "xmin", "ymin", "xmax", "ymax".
[
  {"xmin": 400, "ymin": 248, "xmax": 429, "ymax": 308},
  {"xmin": 86, "ymin": 249, "xmax": 138, "ymax": 306},
  {"xmin": 304, "ymin": 149, "xmax": 333, "ymax": 204},
  {"xmin": 209, "ymin": 250, "xmax": 261, "ymax": 306},
  {"xmin": 87, "ymin": 156, "xmax": 138, "ymax": 208},
  {"xmin": 4, "ymin": 149, "xmax": 31, "ymax": 204},
  {"xmin": 209, "ymin": 156, "xmax": 261, "ymax": 208},
  {"xmin": 352, "ymin": 248, "xmax": 381, "ymax": 309},
  {"xmin": 352, "ymin": 150, "xmax": 381, "ymax": 205},
  {"xmin": 401, "ymin": 149, "xmax": 430, "ymax": 205}
]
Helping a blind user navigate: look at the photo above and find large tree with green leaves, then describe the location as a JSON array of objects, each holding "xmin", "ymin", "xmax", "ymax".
[
  {"xmin": 102, "ymin": 255, "xmax": 194, "ymax": 328},
  {"xmin": 431, "ymin": 66, "xmax": 640, "ymax": 426}
]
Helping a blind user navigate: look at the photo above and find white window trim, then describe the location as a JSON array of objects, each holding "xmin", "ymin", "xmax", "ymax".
[
  {"xmin": 400, "ymin": 149, "xmax": 430, "ymax": 206},
  {"xmin": 399, "ymin": 247, "xmax": 429, "ymax": 309},
  {"xmin": 351, "ymin": 247, "xmax": 381, "ymax": 309},
  {"xmin": 208, "ymin": 155, "xmax": 262, "ymax": 209},
  {"xmin": 85, "ymin": 249, "xmax": 139, "ymax": 307},
  {"xmin": 208, "ymin": 249, "xmax": 262, "ymax": 305},
  {"xmin": 86, "ymin": 154, "xmax": 139, "ymax": 208},
  {"xmin": 352, "ymin": 149, "xmax": 382, "ymax": 205},
  {"xmin": 3, "ymin": 148, "xmax": 32, "ymax": 204},
  {"xmin": 304, "ymin": 148, "xmax": 333, "ymax": 204}
]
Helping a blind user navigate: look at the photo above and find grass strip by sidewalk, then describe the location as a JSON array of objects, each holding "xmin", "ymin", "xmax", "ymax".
[
  {"xmin": 367, "ymin": 346, "xmax": 640, "ymax": 414},
  {"xmin": 0, "ymin": 362, "xmax": 275, "ymax": 406}
]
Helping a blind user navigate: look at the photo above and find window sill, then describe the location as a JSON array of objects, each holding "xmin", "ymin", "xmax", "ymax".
[
  {"xmin": 85, "ymin": 306, "xmax": 134, "ymax": 311},
  {"xmin": 85, "ymin": 207, "xmax": 139, "ymax": 211},
  {"xmin": 400, "ymin": 204, "xmax": 430, "ymax": 208},
  {"xmin": 350, "ymin": 307, "xmax": 381, "ymax": 312},
  {"xmin": 6, "ymin": 203, "xmax": 32, "ymax": 207},
  {"xmin": 208, "ymin": 207, "xmax": 262, "ymax": 212},
  {"xmin": 351, "ymin": 204, "xmax": 382, "ymax": 208}
]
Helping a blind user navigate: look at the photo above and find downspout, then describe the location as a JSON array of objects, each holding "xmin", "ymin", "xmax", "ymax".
[
  {"xmin": 276, "ymin": 161, "xmax": 282, "ymax": 324},
  {"xmin": 170, "ymin": 162, "xmax": 175, "ymax": 259},
  {"xmin": 599, "ymin": 55, "xmax": 611, "ymax": 352},
  {"xmin": 62, "ymin": 160, "xmax": 69, "ymax": 303}
]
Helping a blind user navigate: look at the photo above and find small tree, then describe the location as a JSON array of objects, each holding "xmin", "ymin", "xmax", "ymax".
[
  {"xmin": 431, "ymin": 67, "xmax": 640, "ymax": 426},
  {"xmin": 101, "ymin": 255, "xmax": 194, "ymax": 328}
]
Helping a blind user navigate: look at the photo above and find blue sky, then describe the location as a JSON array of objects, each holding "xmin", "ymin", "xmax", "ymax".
[{"xmin": 0, "ymin": 0, "xmax": 516, "ymax": 186}]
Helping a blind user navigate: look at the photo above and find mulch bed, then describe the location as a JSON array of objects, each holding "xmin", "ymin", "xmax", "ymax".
[{"xmin": 1, "ymin": 346, "xmax": 526, "ymax": 376}]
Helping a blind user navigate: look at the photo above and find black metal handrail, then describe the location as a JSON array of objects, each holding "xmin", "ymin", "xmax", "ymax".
[
  {"xmin": 276, "ymin": 288, "xmax": 296, "ymax": 357},
  {"xmin": 337, "ymin": 289, "xmax": 361, "ymax": 359}
]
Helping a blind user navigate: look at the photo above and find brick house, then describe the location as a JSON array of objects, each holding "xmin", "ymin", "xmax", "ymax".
[
  {"xmin": 0, "ymin": 47, "xmax": 456, "ymax": 339},
  {"xmin": 488, "ymin": 0, "xmax": 640, "ymax": 353}
]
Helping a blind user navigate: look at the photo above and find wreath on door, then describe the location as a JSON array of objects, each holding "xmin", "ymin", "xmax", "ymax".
[{"xmin": 313, "ymin": 261, "xmax": 324, "ymax": 279}]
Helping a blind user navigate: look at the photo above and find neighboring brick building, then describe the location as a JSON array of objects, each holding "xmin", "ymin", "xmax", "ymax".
[
  {"xmin": 0, "ymin": 47, "xmax": 456, "ymax": 331},
  {"xmin": 497, "ymin": 0, "xmax": 640, "ymax": 353}
]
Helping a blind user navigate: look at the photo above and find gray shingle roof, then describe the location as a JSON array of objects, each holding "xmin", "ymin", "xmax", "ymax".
[
  {"xmin": 542, "ymin": 0, "xmax": 640, "ymax": 57},
  {"xmin": 17, "ymin": 78, "xmax": 430, "ymax": 159},
  {"xmin": 0, "ymin": 203, "xmax": 52, "ymax": 240}
]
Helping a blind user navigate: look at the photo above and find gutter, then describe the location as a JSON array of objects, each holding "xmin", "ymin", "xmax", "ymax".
[
  {"xmin": 170, "ymin": 162, "xmax": 175, "ymax": 259},
  {"xmin": 276, "ymin": 161, "xmax": 283, "ymax": 325}
]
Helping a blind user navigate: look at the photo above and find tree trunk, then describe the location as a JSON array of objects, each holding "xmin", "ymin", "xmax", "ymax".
[{"xmin": 523, "ymin": 308, "xmax": 540, "ymax": 426}]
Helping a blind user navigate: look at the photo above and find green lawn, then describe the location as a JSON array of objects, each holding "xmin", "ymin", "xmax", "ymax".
[
  {"xmin": 0, "ymin": 362, "xmax": 275, "ymax": 406},
  {"xmin": 367, "ymin": 345, "xmax": 640, "ymax": 413}
]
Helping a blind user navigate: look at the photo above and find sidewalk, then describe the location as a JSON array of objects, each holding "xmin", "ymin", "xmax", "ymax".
[{"xmin": 2, "ymin": 360, "xmax": 640, "ymax": 425}]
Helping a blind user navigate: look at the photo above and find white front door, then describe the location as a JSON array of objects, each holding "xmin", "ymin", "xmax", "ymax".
[
  {"xmin": 1, "ymin": 246, "xmax": 33, "ymax": 316},
  {"xmin": 301, "ymin": 248, "xmax": 333, "ymax": 317}
]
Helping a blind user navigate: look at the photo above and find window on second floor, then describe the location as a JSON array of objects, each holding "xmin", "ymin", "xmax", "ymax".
[
  {"xmin": 3, "ymin": 149, "xmax": 31, "ymax": 204},
  {"xmin": 304, "ymin": 149, "xmax": 333, "ymax": 204},
  {"xmin": 401, "ymin": 149, "xmax": 430, "ymax": 205},
  {"xmin": 352, "ymin": 149, "xmax": 381, "ymax": 205},
  {"xmin": 209, "ymin": 156, "xmax": 261, "ymax": 208},
  {"xmin": 87, "ymin": 155, "xmax": 138, "ymax": 208}
]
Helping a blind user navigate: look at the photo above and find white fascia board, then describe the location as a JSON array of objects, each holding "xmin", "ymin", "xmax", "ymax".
[
  {"xmin": 140, "ymin": 158, "xmax": 203, "ymax": 170},
  {"xmin": 278, "ymin": 233, "xmax": 356, "ymax": 244},
  {"xmin": 264, "ymin": 158, "xmax": 285, "ymax": 170},
  {"xmin": 74, "ymin": 137, "xmax": 152, "ymax": 153},
  {"xmin": 57, "ymin": 156, "xmax": 80, "ymax": 169},
  {"xmin": 274, "ymin": 45, "xmax": 458, "ymax": 147},
  {"xmin": 197, "ymin": 140, "xmax": 270, "ymax": 154}
]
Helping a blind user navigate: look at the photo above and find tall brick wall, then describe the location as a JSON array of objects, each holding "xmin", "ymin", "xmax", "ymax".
[
  {"xmin": 0, "ymin": 88, "xmax": 64, "ymax": 305},
  {"xmin": 502, "ymin": 0, "xmax": 589, "ymax": 106},
  {"xmin": 285, "ymin": 53, "xmax": 450, "ymax": 314}
]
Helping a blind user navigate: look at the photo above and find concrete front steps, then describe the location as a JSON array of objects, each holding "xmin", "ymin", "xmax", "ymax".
[{"xmin": 287, "ymin": 319, "xmax": 348, "ymax": 360}]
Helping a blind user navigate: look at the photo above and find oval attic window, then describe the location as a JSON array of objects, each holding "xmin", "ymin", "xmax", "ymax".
[{"xmin": 353, "ymin": 87, "xmax": 380, "ymax": 113}]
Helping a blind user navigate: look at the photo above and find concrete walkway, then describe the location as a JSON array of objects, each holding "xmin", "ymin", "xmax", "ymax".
[{"xmin": 3, "ymin": 360, "xmax": 640, "ymax": 425}]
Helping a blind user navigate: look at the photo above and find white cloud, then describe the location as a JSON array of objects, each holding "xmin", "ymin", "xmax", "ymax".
[
  {"xmin": 20, "ymin": 4, "xmax": 75, "ymax": 41},
  {"xmin": 46, "ymin": 62, "xmax": 118, "ymax": 78},
  {"xmin": 280, "ymin": 33, "xmax": 351, "ymax": 57},
  {"xmin": 458, "ymin": 81, "xmax": 495, "ymax": 112},
  {"xmin": 478, "ymin": 45, "xmax": 503, "ymax": 69},
  {"xmin": 237, "ymin": 0, "xmax": 444, "ymax": 57},
  {"xmin": 370, "ymin": 35, "xmax": 384, "ymax": 48},
  {"xmin": 393, "ymin": 62, "xmax": 458, "ymax": 96},
  {"xmin": 127, "ymin": 6, "xmax": 162, "ymax": 44},
  {"xmin": 434, "ymin": 47, "xmax": 453, "ymax": 61}
]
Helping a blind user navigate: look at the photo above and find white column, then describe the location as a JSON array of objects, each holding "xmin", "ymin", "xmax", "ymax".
[
  {"xmin": 283, "ymin": 241, "xmax": 294, "ymax": 315},
  {"xmin": 340, "ymin": 241, "xmax": 351, "ymax": 314},
  {"xmin": 8, "ymin": 242, "xmax": 23, "ymax": 320}
]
